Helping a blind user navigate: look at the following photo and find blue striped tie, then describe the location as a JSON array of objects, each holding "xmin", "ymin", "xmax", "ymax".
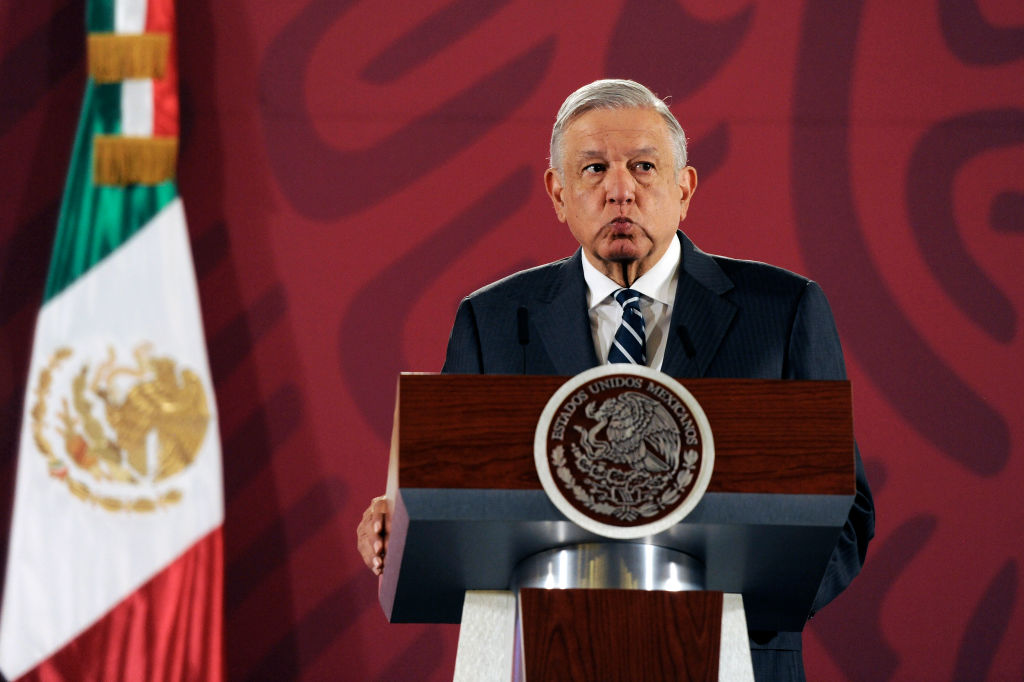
[{"xmin": 607, "ymin": 288, "xmax": 646, "ymax": 365}]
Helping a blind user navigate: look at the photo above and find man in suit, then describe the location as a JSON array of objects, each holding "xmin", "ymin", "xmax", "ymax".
[{"xmin": 357, "ymin": 79, "xmax": 874, "ymax": 681}]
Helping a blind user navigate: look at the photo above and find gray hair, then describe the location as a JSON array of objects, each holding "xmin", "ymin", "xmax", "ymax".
[{"xmin": 549, "ymin": 79, "xmax": 688, "ymax": 174}]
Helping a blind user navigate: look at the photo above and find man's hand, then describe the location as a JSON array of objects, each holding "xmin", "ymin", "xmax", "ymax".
[{"xmin": 357, "ymin": 495, "xmax": 389, "ymax": 575}]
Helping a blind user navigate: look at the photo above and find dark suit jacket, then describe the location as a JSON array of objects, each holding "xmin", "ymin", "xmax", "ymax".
[{"xmin": 442, "ymin": 231, "xmax": 875, "ymax": 681}]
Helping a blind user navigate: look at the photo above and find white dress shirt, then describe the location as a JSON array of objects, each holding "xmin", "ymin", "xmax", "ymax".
[{"xmin": 581, "ymin": 235, "xmax": 681, "ymax": 370}]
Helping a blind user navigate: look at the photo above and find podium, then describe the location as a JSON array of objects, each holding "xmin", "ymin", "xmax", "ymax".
[{"xmin": 380, "ymin": 374, "xmax": 855, "ymax": 679}]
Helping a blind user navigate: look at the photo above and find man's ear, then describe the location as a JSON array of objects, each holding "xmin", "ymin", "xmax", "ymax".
[
  {"xmin": 677, "ymin": 165, "xmax": 698, "ymax": 222},
  {"xmin": 544, "ymin": 167, "xmax": 568, "ymax": 223}
]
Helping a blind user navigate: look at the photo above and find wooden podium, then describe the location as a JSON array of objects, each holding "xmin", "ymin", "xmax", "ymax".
[{"xmin": 380, "ymin": 374, "xmax": 855, "ymax": 679}]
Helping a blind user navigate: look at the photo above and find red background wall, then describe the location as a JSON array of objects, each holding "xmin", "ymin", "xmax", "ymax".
[{"xmin": 2, "ymin": 1, "xmax": 1022, "ymax": 679}]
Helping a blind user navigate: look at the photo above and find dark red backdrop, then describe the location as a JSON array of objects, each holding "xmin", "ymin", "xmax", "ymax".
[{"xmin": 2, "ymin": 1, "xmax": 1022, "ymax": 679}]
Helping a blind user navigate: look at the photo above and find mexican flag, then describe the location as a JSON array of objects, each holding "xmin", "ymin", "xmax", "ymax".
[{"xmin": 0, "ymin": 0, "xmax": 224, "ymax": 679}]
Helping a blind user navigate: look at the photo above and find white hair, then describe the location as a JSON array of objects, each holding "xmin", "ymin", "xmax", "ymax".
[{"xmin": 549, "ymin": 79, "xmax": 688, "ymax": 174}]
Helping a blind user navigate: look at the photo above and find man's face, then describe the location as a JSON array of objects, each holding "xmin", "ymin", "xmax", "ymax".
[{"xmin": 545, "ymin": 107, "xmax": 697, "ymax": 283}]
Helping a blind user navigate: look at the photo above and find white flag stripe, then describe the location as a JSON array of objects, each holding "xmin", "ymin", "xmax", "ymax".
[
  {"xmin": 121, "ymin": 78, "xmax": 154, "ymax": 136},
  {"xmin": 115, "ymin": 0, "xmax": 147, "ymax": 33}
]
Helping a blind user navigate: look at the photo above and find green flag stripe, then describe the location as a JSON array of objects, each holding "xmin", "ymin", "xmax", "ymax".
[
  {"xmin": 87, "ymin": 0, "xmax": 114, "ymax": 33},
  {"xmin": 44, "ymin": 78, "xmax": 177, "ymax": 302},
  {"xmin": 94, "ymin": 81, "xmax": 123, "ymax": 135}
]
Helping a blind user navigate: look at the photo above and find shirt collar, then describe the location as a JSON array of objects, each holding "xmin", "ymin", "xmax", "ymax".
[{"xmin": 582, "ymin": 233, "xmax": 681, "ymax": 309}]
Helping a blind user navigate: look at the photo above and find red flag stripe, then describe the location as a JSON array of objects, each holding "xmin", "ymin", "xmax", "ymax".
[
  {"xmin": 19, "ymin": 528, "xmax": 224, "ymax": 682},
  {"xmin": 146, "ymin": 0, "xmax": 178, "ymax": 137}
]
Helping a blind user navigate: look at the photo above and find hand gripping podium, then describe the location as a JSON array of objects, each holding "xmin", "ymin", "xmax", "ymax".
[{"xmin": 379, "ymin": 374, "xmax": 855, "ymax": 680}]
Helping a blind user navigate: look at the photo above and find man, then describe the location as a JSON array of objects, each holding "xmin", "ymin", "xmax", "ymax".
[{"xmin": 357, "ymin": 79, "xmax": 874, "ymax": 681}]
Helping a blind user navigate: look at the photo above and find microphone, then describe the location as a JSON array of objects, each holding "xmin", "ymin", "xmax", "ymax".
[{"xmin": 517, "ymin": 306, "xmax": 530, "ymax": 373}]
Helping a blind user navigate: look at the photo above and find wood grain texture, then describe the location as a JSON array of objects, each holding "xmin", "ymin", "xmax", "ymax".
[
  {"xmin": 395, "ymin": 374, "xmax": 852, "ymax": 495},
  {"xmin": 519, "ymin": 588, "xmax": 722, "ymax": 681}
]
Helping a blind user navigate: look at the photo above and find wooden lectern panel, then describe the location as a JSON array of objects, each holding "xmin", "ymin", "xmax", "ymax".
[
  {"xmin": 396, "ymin": 375, "xmax": 852, "ymax": 494},
  {"xmin": 519, "ymin": 588, "xmax": 722, "ymax": 681}
]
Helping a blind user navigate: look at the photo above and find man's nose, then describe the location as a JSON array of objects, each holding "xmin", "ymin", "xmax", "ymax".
[{"xmin": 605, "ymin": 166, "xmax": 635, "ymax": 205}]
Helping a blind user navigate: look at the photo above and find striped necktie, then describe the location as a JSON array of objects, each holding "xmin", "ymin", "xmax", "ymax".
[{"xmin": 607, "ymin": 288, "xmax": 646, "ymax": 365}]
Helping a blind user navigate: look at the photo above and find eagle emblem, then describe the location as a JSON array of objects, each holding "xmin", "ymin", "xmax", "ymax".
[
  {"xmin": 30, "ymin": 343, "xmax": 210, "ymax": 512},
  {"xmin": 575, "ymin": 392, "xmax": 681, "ymax": 473},
  {"xmin": 535, "ymin": 366, "xmax": 713, "ymax": 538}
]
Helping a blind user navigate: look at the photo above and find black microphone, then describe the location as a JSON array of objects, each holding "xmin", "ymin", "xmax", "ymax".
[
  {"xmin": 677, "ymin": 324, "xmax": 696, "ymax": 359},
  {"xmin": 517, "ymin": 306, "xmax": 530, "ymax": 373}
]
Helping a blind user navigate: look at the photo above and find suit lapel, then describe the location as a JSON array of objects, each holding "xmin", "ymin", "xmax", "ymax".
[
  {"xmin": 662, "ymin": 233, "xmax": 736, "ymax": 378},
  {"xmin": 532, "ymin": 250, "xmax": 599, "ymax": 375},
  {"xmin": 528, "ymin": 236, "xmax": 734, "ymax": 377}
]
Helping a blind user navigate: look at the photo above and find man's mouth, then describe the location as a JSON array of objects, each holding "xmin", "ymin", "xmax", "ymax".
[{"xmin": 608, "ymin": 218, "xmax": 634, "ymax": 235}]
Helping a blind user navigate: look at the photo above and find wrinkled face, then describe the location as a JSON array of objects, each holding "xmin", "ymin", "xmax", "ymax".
[{"xmin": 545, "ymin": 108, "xmax": 697, "ymax": 283}]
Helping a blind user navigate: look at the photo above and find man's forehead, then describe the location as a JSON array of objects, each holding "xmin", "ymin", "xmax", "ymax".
[{"xmin": 564, "ymin": 109, "xmax": 671, "ymax": 149}]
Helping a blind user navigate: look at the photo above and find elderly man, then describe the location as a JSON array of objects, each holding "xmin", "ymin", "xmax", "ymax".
[{"xmin": 357, "ymin": 79, "xmax": 874, "ymax": 681}]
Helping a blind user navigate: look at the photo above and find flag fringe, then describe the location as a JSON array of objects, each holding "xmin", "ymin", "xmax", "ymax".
[
  {"xmin": 88, "ymin": 33, "xmax": 170, "ymax": 83},
  {"xmin": 93, "ymin": 136, "xmax": 178, "ymax": 186}
]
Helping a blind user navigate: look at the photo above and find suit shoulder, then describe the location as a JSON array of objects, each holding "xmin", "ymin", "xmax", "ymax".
[
  {"xmin": 462, "ymin": 255, "xmax": 577, "ymax": 305},
  {"xmin": 711, "ymin": 254, "xmax": 815, "ymax": 296},
  {"xmin": 706, "ymin": 253, "xmax": 840, "ymax": 346}
]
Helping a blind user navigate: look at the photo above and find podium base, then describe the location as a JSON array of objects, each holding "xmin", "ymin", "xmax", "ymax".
[{"xmin": 454, "ymin": 544, "xmax": 753, "ymax": 681}]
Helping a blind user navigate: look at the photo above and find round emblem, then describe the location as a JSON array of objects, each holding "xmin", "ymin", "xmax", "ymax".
[
  {"xmin": 29, "ymin": 342, "xmax": 211, "ymax": 513},
  {"xmin": 534, "ymin": 365, "xmax": 714, "ymax": 539}
]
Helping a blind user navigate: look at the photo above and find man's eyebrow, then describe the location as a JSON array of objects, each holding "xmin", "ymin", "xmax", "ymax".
[
  {"xmin": 629, "ymin": 146, "xmax": 660, "ymax": 158},
  {"xmin": 574, "ymin": 147, "xmax": 661, "ymax": 160}
]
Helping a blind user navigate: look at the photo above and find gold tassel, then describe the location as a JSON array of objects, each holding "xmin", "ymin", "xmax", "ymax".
[
  {"xmin": 88, "ymin": 33, "xmax": 170, "ymax": 83},
  {"xmin": 93, "ymin": 136, "xmax": 178, "ymax": 186}
]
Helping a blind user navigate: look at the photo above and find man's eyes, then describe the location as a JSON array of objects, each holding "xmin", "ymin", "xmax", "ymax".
[{"xmin": 581, "ymin": 162, "xmax": 655, "ymax": 174}]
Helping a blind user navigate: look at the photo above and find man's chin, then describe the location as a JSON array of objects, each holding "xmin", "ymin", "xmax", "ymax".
[{"xmin": 600, "ymin": 244, "xmax": 645, "ymax": 263}]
